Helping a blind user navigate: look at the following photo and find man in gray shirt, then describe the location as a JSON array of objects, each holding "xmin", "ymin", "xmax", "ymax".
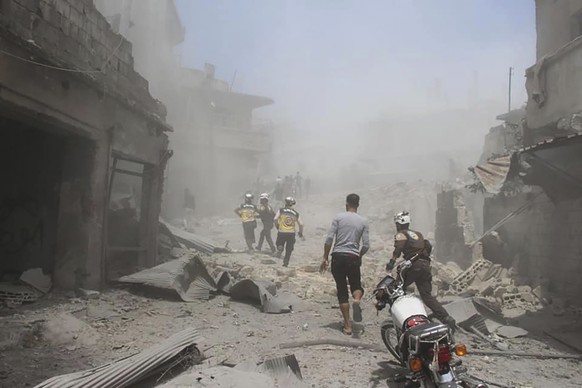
[{"xmin": 320, "ymin": 193, "xmax": 369, "ymax": 335}]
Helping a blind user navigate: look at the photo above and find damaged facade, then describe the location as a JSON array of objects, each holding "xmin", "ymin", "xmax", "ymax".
[
  {"xmin": 0, "ymin": 0, "xmax": 170, "ymax": 289},
  {"xmin": 169, "ymin": 68, "xmax": 274, "ymax": 216},
  {"xmin": 94, "ymin": 0, "xmax": 274, "ymax": 218},
  {"xmin": 443, "ymin": 0, "xmax": 582, "ymax": 301}
]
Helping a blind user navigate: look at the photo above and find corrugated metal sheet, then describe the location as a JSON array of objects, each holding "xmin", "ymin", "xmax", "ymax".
[
  {"xmin": 35, "ymin": 328, "xmax": 202, "ymax": 388},
  {"xmin": 162, "ymin": 221, "xmax": 215, "ymax": 255},
  {"xmin": 473, "ymin": 155, "xmax": 513, "ymax": 194},
  {"xmin": 118, "ymin": 255, "xmax": 220, "ymax": 301},
  {"xmin": 229, "ymin": 279, "xmax": 291, "ymax": 314},
  {"xmin": 521, "ymin": 132, "xmax": 582, "ymax": 152}
]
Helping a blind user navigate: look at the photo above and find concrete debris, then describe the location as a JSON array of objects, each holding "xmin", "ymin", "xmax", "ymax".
[
  {"xmin": 439, "ymin": 257, "xmax": 543, "ymax": 314},
  {"xmin": 496, "ymin": 325, "xmax": 528, "ymax": 339},
  {"xmin": 0, "ymin": 283, "xmax": 42, "ymax": 306},
  {"xmin": 298, "ymin": 265, "xmax": 320, "ymax": 273},
  {"xmin": 450, "ymin": 258, "xmax": 493, "ymax": 294},
  {"xmin": 43, "ymin": 312, "xmax": 100, "ymax": 348},
  {"xmin": 276, "ymin": 267, "xmax": 296, "ymax": 277},
  {"xmin": 76, "ymin": 289, "xmax": 100, "ymax": 300},
  {"xmin": 229, "ymin": 279, "xmax": 292, "ymax": 314},
  {"xmin": 158, "ymin": 366, "xmax": 277, "ymax": 388},
  {"xmin": 19, "ymin": 268, "xmax": 52, "ymax": 294},
  {"xmin": 35, "ymin": 328, "xmax": 203, "ymax": 388}
]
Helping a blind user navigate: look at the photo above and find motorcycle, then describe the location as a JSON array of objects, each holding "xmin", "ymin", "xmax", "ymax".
[{"xmin": 373, "ymin": 260, "xmax": 487, "ymax": 388}]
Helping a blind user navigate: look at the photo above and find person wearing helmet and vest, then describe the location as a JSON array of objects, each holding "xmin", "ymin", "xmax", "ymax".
[
  {"xmin": 234, "ymin": 192, "xmax": 259, "ymax": 251},
  {"xmin": 386, "ymin": 211, "xmax": 456, "ymax": 328},
  {"xmin": 273, "ymin": 196, "xmax": 304, "ymax": 267},
  {"xmin": 257, "ymin": 193, "xmax": 276, "ymax": 254}
]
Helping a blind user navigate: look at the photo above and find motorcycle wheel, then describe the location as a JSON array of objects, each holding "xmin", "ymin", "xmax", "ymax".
[{"xmin": 380, "ymin": 321, "xmax": 403, "ymax": 365}]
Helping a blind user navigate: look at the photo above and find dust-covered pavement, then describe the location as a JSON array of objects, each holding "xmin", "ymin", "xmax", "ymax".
[{"xmin": 1, "ymin": 185, "xmax": 581, "ymax": 387}]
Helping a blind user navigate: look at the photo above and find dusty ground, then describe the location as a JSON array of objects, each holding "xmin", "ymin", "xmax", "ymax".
[{"xmin": 1, "ymin": 187, "xmax": 581, "ymax": 387}]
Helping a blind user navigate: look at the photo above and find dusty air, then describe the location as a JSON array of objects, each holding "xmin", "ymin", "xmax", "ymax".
[{"xmin": 0, "ymin": 1, "xmax": 580, "ymax": 387}]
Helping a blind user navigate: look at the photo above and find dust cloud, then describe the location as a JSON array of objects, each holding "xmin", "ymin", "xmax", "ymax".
[{"xmin": 98, "ymin": 0, "xmax": 536, "ymax": 216}]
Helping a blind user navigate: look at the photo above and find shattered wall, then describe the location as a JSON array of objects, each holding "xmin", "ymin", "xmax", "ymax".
[
  {"xmin": 0, "ymin": 0, "xmax": 170, "ymax": 288},
  {"xmin": 435, "ymin": 189, "xmax": 475, "ymax": 269}
]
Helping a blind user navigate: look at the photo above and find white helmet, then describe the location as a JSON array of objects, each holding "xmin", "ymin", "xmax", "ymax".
[
  {"xmin": 285, "ymin": 196, "xmax": 296, "ymax": 206},
  {"xmin": 259, "ymin": 193, "xmax": 270, "ymax": 200},
  {"xmin": 394, "ymin": 211, "xmax": 411, "ymax": 225}
]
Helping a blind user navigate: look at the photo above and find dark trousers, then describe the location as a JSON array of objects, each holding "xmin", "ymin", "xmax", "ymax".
[
  {"xmin": 276, "ymin": 232, "xmax": 296, "ymax": 266},
  {"xmin": 331, "ymin": 253, "xmax": 363, "ymax": 304},
  {"xmin": 242, "ymin": 221, "xmax": 256, "ymax": 249},
  {"xmin": 403, "ymin": 259, "xmax": 450, "ymax": 322},
  {"xmin": 258, "ymin": 225, "xmax": 275, "ymax": 252}
]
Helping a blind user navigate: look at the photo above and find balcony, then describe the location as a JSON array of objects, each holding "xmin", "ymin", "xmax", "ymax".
[
  {"xmin": 526, "ymin": 36, "xmax": 582, "ymax": 131},
  {"xmin": 212, "ymin": 117, "xmax": 272, "ymax": 153}
]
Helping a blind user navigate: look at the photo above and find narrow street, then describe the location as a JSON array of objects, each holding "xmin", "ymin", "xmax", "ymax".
[{"xmin": 1, "ymin": 187, "xmax": 581, "ymax": 387}]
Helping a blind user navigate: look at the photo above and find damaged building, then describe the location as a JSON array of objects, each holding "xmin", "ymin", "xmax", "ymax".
[
  {"xmin": 93, "ymin": 0, "xmax": 274, "ymax": 218},
  {"xmin": 168, "ymin": 67, "xmax": 274, "ymax": 216},
  {"xmin": 0, "ymin": 0, "xmax": 171, "ymax": 290},
  {"xmin": 440, "ymin": 0, "xmax": 582, "ymax": 302}
]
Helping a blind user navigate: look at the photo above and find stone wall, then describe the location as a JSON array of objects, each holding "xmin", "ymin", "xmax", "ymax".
[{"xmin": 0, "ymin": 0, "xmax": 163, "ymax": 117}]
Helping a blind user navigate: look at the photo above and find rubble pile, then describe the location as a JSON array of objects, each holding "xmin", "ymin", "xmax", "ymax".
[{"xmin": 433, "ymin": 258, "xmax": 543, "ymax": 313}]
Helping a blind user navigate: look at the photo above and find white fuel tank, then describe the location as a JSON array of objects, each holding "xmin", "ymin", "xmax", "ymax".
[{"xmin": 390, "ymin": 294, "xmax": 428, "ymax": 328}]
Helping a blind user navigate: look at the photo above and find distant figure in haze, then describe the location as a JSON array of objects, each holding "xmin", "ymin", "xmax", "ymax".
[
  {"xmin": 234, "ymin": 192, "xmax": 259, "ymax": 251},
  {"xmin": 273, "ymin": 179, "xmax": 284, "ymax": 209},
  {"xmin": 295, "ymin": 172, "xmax": 303, "ymax": 198},
  {"xmin": 320, "ymin": 193, "xmax": 369, "ymax": 335},
  {"xmin": 304, "ymin": 176, "xmax": 311, "ymax": 200},
  {"xmin": 256, "ymin": 193, "xmax": 276, "ymax": 254},
  {"xmin": 183, "ymin": 188, "xmax": 196, "ymax": 231},
  {"xmin": 283, "ymin": 175, "xmax": 293, "ymax": 197},
  {"xmin": 274, "ymin": 196, "xmax": 304, "ymax": 267}
]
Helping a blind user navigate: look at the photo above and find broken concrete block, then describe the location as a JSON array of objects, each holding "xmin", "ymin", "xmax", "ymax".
[
  {"xmin": 19, "ymin": 268, "xmax": 52, "ymax": 294},
  {"xmin": 261, "ymin": 259, "xmax": 277, "ymax": 265},
  {"xmin": 77, "ymin": 288, "xmax": 100, "ymax": 299},
  {"xmin": 477, "ymin": 278, "xmax": 496, "ymax": 297},
  {"xmin": 521, "ymin": 293, "xmax": 535, "ymax": 304},
  {"xmin": 517, "ymin": 285, "xmax": 532, "ymax": 294},
  {"xmin": 494, "ymin": 286, "xmax": 507, "ymax": 299},
  {"xmin": 276, "ymin": 268, "xmax": 296, "ymax": 278},
  {"xmin": 298, "ymin": 265, "xmax": 320, "ymax": 273},
  {"xmin": 239, "ymin": 266, "xmax": 255, "ymax": 278}
]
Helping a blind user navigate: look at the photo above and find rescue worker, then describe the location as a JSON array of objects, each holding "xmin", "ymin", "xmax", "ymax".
[
  {"xmin": 386, "ymin": 211, "xmax": 456, "ymax": 328},
  {"xmin": 257, "ymin": 193, "xmax": 276, "ymax": 253},
  {"xmin": 273, "ymin": 196, "xmax": 304, "ymax": 267},
  {"xmin": 234, "ymin": 193, "xmax": 258, "ymax": 251}
]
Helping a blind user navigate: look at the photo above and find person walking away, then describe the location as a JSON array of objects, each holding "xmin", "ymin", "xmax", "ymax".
[
  {"xmin": 273, "ymin": 179, "xmax": 284, "ymax": 209},
  {"xmin": 183, "ymin": 188, "xmax": 196, "ymax": 231},
  {"xmin": 257, "ymin": 193, "xmax": 276, "ymax": 253},
  {"xmin": 295, "ymin": 172, "xmax": 303, "ymax": 198},
  {"xmin": 320, "ymin": 193, "xmax": 369, "ymax": 335},
  {"xmin": 385, "ymin": 211, "xmax": 456, "ymax": 328},
  {"xmin": 273, "ymin": 196, "xmax": 304, "ymax": 267},
  {"xmin": 234, "ymin": 193, "xmax": 259, "ymax": 251}
]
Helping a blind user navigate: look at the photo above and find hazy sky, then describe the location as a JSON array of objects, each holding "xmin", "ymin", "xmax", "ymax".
[{"xmin": 176, "ymin": 0, "xmax": 536, "ymax": 130}]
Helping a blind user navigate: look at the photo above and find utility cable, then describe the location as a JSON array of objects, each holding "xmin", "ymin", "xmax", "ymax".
[{"xmin": 0, "ymin": 35, "xmax": 125, "ymax": 74}]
